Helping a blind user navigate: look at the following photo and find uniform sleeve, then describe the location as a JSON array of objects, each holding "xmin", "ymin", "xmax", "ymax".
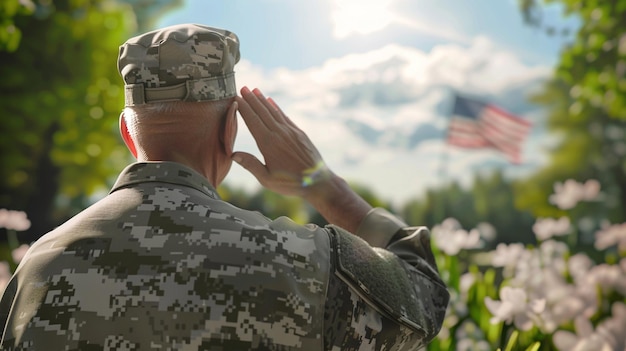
[
  {"xmin": 0, "ymin": 277, "xmax": 17, "ymax": 344},
  {"xmin": 355, "ymin": 207, "xmax": 410, "ymax": 248},
  {"xmin": 323, "ymin": 208, "xmax": 449, "ymax": 350}
]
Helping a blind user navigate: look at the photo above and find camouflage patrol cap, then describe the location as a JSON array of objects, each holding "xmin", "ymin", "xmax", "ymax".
[{"xmin": 118, "ymin": 23, "xmax": 240, "ymax": 106}]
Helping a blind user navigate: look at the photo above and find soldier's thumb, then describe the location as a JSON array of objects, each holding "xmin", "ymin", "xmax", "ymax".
[{"xmin": 232, "ymin": 152, "xmax": 268, "ymax": 182}]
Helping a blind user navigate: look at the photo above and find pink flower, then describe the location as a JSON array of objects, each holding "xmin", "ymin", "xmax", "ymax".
[
  {"xmin": 568, "ymin": 253, "xmax": 594, "ymax": 283},
  {"xmin": 553, "ymin": 303, "xmax": 626, "ymax": 351},
  {"xmin": 484, "ymin": 286, "xmax": 545, "ymax": 331},
  {"xmin": 594, "ymin": 222, "xmax": 626, "ymax": 252},
  {"xmin": 0, "ymin": 209, "xmax": 31, "ymax": 231},
  {"xmin": 491, "ymin": 243, "xmax": 526, "ymax": 268},
  {"xmin": 582, "ymin": 264, "xmax": 626, "ymax": 296},
  {"xmin": 549, "ymin": 179, "xmax": 601, "ymax": 210},
  {"xmin": 432, "ymin": 218, "xmax": 482, "ymax": 255},
  {"xmin": 533, "ymin": 217, "xmax": 571, "ymax": 241}
]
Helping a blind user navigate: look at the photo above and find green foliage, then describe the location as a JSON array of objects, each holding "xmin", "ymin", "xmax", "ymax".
[
  {"xmin": 219, "ymin": 180, "xmax": 393, "ymax": 227},
  {"xmin": 0, "ymin": 0, "xmax": 34, "ymax": 52},
  {"xmin": 219, "ymin": 184, "xmax": 310, "ymax": 224},
  {"xmin": 515, "ymin": 0, "xmax": 626, "ymax": 222},
  {"xmin": 402, "ymin": 170, "xmax": 536, "ymax": 248},
  {"xmin": 0, "ymin": 0, "xmax": 135, "ymax": 239}
]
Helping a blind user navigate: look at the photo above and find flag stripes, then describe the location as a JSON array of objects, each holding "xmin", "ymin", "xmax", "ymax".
[{"xmin": 447, "ymin": 95, "xmax": 532, "ymax": 164}]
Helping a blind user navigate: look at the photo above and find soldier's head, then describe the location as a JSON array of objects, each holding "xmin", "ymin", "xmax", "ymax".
[{"xmin": 116, "ymin": 24, "xmax": 241, "ymax": 184}]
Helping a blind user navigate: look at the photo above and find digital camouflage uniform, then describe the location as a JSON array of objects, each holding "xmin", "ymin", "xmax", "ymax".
[
  {"xmin": 0, "ymin": 24, "xmax": 449, "ymax": 350},
  {"xmin": 0, "ymin": 162, "xmax": 448, "ymax": 350}
]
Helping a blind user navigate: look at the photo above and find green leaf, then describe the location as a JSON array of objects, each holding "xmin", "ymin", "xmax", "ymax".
[
  {"xmin": 525, "ymin": 342, "xmax": 541, "ymax": 351},
  {"xmin": 504, "ymin": 330, "xmax": 519, "ymax": 351}
]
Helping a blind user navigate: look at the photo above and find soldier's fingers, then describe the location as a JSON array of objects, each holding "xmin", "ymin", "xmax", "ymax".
[
  {"xmin": 268, "ymin": 97, "xmax": 299, "ymax": 130},
  {"xmin": 251, "ymin": 89, "xmax": 289, "ymax": 126},
  {"xmin": 235, "ymin": 95, "xmax": 270, "ymax": 138},
  {"xmin": 231, "ymin": 151, "xmax": 269, "ymax": 185},
  {"xmin": 240, "ymin": 87, "xmax": 278, "ymax": 131}
]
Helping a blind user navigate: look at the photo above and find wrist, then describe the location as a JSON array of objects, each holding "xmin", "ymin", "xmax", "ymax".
[
  {"xmin": 302, "ymin": 170, "xmax": 342, "ymax": 204},
  {"xmin": 302, "ymin": 171, "xmax": 372, "ymax": 233}
]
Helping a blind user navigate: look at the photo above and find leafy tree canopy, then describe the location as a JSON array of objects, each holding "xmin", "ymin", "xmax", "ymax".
[
  {"xmin": 0, "ymin": 0, "xmax": 35, "ymax": 52},
  {"xmin": 0, "ymin": 0, "xmax": 135, "ymax": 240},
  {"xmin": 516, "ymin": 0, "xmax": 626, "ymax": 223}
]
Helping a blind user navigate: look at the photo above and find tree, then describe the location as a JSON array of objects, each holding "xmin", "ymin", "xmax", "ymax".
[
  {"xmin": 401, "ymin": 171, "xmax": 536, "ymax": 248},
  {"xmin": 0, "ymin": 0, "xmax": 187, "ymax": 244},
  {"xmin": 219, "ymin": 180, "xmax": 393, "ymax": 228},
  {"xmin": 515, "ymin": 0, "xmax": 626, "ymax": 225},
  {"xmin": 0, "ymin": 0, "xmax": 35, "ymax": 52},
  {"xmin": 0, "ymin": 0, "xmax": 134, "ymax": 242}
]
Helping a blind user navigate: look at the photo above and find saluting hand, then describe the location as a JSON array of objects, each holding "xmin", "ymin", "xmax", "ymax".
[{"xmin": 232, "ymin": 86, "xmax": 329, "ymax": 197}]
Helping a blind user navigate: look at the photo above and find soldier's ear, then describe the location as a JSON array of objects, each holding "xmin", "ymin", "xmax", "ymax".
[
  {"xmin": 119, "ymin": 112, "xmax": 138, "ymax": 159},
  {"xmin": 222, "ymin": 101, "xmax": 238, "ymax": 156}
]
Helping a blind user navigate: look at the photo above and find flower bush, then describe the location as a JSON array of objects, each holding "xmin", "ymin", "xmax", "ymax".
[{"xmin": 428, "ymin": 179, "xmax": 626, "ymax": 351}]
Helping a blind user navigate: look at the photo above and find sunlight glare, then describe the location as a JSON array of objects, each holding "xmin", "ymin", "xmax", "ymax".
[{"xmin": 331, "ymin": 0, "xmax": 394, "ymax": 39}]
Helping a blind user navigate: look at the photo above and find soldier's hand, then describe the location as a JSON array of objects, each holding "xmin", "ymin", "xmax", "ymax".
[{"xmin": 232, "ymin": 86, "xmax": 330, "ymax": 197}]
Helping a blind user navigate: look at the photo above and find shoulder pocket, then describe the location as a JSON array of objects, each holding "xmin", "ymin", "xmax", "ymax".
[{"xmin": 330, "ymin": 225, "xmax": 449, "ymax": 342}]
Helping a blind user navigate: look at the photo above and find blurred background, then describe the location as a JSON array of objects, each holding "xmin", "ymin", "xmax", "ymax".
[
  {"xmin": 2, "ymin": 0, "xmax": 623, "ymax": 252},
  {"xmin": 1, "ymin": 0, "xmax": 625, "ymax": 350}
]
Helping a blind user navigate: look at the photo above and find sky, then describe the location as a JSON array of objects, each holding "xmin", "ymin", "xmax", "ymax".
[{"xmin": 156, "ymin": 0, "xmax": 579, "ymax": 206}]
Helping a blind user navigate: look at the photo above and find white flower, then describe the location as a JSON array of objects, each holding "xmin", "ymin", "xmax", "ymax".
[
  {"xmin": 0, "ymin": 209, "xmax": 31, "ymax": 231},
  {"xmin": 568, "ymin": 253, "xmax": 594, "ymax": 283},
  {"xmin": 11, "ymin": 244, "xmax": 30, "ymax": 264},
  {"xmin": 491, "ymin": 243, "xmax": 526, "ymax": 268},
  {"xmin": 594, "ymin": 222, "xmax": 626, "ymax": 251},
  {"xmin": 592, "ymin": 303, "xmax": 626, "ymax": 351},
  {"xmin": 484, "ymin": 286, "xmax": 545, "ymax": 331},
  {"xmin": 549, "ymin": 179, "xmax": 601, "ymax": 210},
  {"xmin": 487, "ymin": 242, "xmax": 600, "ymax": 335},
  {"xmin": 491, "ymin": 243, "xmax": 528, "ymax": 279},
  {"xmin": 475, "ymin": 222, "xmax": 497, "ymax": 242},
  {"xmin": 553, "ymin": 303, "xmax": 626, "ymax": 351},
  {"xmin": 539, "ymin": 240, "xmax": 569, "ymax": 275},
  {"xmin": 458, "ymin": 272, "xmax": 476, "ymax": 302},
  {"xmin": 432, "ymin": 218, "xmax": 482, "ymax": 255},
  {"xmin": 456, "ymin": 339, "xmax": 490, "ymax": 351},
  {"xmin": 516, "ymin": 259, "xmax": 592, "ymax": 333},
  {"xmin": 533, "ymin": 217, "xmax": 571, "ymax": 241},
  {"xmin": 539, "ymin": 280, "xmax": 598, "ymax": 332},
  {"xmin": 455, "ymin": 321, "xmax": 490, "ymax": 351},
  {"xmin": 553, "ymin": 316, "xmax": 596, "ymax": 351},
  {"xmin": 506, "ymin": 241, "xmax": 569, "ymax": 300},
  {"xmin": 510, "ymin": 249, "xmax": 543, "ymax": 289},
  {"xmin": 583, "ymin": 263, "xmax": 626, "ymax": 296}
]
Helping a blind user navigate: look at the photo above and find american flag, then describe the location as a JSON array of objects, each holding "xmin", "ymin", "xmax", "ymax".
[{"xmin": 447, "ymin": 95, "xmax": 532, "ymax": 164}]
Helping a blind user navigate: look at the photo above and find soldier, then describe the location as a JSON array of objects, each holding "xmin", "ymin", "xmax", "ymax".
[{"xmin": 0, "ymin": 24, "xmax": 449, "ymax": 350}]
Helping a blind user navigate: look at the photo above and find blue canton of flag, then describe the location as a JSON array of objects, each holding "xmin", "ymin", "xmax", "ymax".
[{"xmin": 447, "ymin": 95, "xmax": 532, "ymax": 164}]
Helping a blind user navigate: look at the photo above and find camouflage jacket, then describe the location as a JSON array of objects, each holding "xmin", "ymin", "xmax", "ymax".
[{"xmin": 0, "ymin": 162, "xmax": 448, "ymax": 351}]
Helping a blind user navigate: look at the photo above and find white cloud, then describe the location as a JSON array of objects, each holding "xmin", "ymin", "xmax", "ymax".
[
  {"xmin": 229, "ymin": 36, "xmax": 552, "ymax": 205},
  {"xmin": 392, "ymin": 13, "xmax": 472, "ymax": 44},
  {"xmin": 330, "ymin": 0, "xmax": 395, "ymax": 39}
]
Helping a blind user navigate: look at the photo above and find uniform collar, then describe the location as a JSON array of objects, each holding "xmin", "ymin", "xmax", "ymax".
[{"xmin": 110, "ymin": 161, "xmax": 220, "ymax": 200}]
